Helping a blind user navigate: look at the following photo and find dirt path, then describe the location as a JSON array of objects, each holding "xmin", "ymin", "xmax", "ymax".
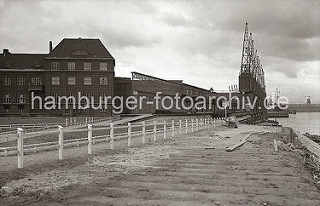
[{"xmin": 1, "ymin": 124, "xmax": 320, "ymax": 205}]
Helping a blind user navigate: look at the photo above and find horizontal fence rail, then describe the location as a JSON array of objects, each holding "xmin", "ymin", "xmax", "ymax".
[{"xmin": 0, "ymin": 117, "xmax": 110, "ymax": 135}]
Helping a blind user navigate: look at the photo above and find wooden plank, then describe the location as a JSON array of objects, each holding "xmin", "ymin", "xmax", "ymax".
[{"xmin": 225, "ymin": 134, "xmax": 252, "ymax": 152}]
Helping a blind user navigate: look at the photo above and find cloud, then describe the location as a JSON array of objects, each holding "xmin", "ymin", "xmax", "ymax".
[
  {"xmin": 160, "ymin": 11, "xmax": 191, "ymax": 28},
  {"xmin": 256, "ymin": 35, "xmax": 319, "ymax": 62},
  {"xmin": 0, "ymin": 0, "xmax": 319, "ymax": 103}
]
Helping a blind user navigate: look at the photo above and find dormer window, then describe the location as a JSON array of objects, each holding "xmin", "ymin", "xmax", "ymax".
[
  {"xmin": 4, "ymin": 64, "xmax": 12, "ymax": 69},
  {"xmin": 72, "ymin": 49, "xmax": 88, "ymax": 55}
]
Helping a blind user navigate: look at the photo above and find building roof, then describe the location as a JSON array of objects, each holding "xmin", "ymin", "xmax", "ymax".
[
  {"xmin": 0, "ymin": 53, "xmax": 47, "ymax": 70},
  {"xmin": 132, "ymin": 71, "xmax": 214, "ymax": 94},
  {"xmin": 47, "ymin": 38, "xmax": 115, "ymax": 59}
]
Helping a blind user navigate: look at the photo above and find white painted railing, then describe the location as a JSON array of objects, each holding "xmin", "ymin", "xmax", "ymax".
[{"xmin": 0, "ymin": 117, "xmax": 224, "ymax": 168}]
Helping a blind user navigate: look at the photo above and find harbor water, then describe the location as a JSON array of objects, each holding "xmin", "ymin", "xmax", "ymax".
[{"xmin": 275, "ymin": 112, "xmax": 320, "ymax": 135}]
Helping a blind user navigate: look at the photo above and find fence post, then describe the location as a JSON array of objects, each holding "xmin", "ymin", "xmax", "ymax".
[
  {"xmin": 153, "ymin": 121, "xmax": 157, "ymax": 142},
  {"xmin": 74, "ymin": 117, "xmax": 76, "ymax": 125},
  {"xmin": 58, "ymin": 125, "xmax": 64, "ymax": 160},
  {"xmin": 66, "ymin": 118, "xmax": 69, "ymax": 127},
  {"xmin": 191, "ymin": 119, "xmax": 194, "ymax": 132},
  {"xmin": 164, "ymin": 121, "xmax": 167, "ymax": 139},
  {"xmin": 88, "ymin": 124, "xmax": 92, "ymax": 155},
  {"xmin": 128, "ymin": 123, "xmax": 132, "ymax": 147},
  {"xmin": 110, "ymin": 123, "xmax": 114, "ymax": 149},
  {"xmin": 179, "ymin": 120, "xmax": 182, "ymax": 135},
  {"xmin": 142, "ymin": 121, "xmax": 146, "ymax": 144},
  {"xmin": 85, "ymin": 118, "xmax": 88, "ymax": 125},
  {"xmin": 91, "ymin": 117, "xmax": 94, "ymax": 123},
  {"xmin": 17, "ymin": 128, "xmax": 24, "ymax": 168},
  {"xmin": 172, "ymin": 120, "xmax": 175, "ymax": 137},
  {"xmin": 185, "ymin": 119, "xmax": 188, "ymax": 134},
  {"xmin": 70, "ymin": 117, "xmax": 73, "ymax": 126}
]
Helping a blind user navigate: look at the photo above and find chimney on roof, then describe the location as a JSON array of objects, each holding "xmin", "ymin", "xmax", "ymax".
[
  {"xmin": 49, "ymin": 41, "xmax": 53, "ymax": 53},
  {"xmin": 3, "ymin": 49, "xmax": 10, "ymax": 57}
]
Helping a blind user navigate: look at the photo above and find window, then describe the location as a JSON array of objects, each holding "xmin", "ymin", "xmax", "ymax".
[
  {"xmin": 51, "ymin": 62, "xmax": 59, "ymax": 70},
  {"xmin": 100, "ymin": 77, "xmax": 108, "ymax": 85},
  {"xmin": 84, "ymin": 62, "xmax": 91, "ymax": 70},
  {"xmin": 17, "ymin": 94, "xmax": 26, "ymax": 103},
  {"xmin": 68, "ymin": 77, "xmax": 76, "ymax": 85},
  {"xmin": 100, "ymin": 93, "xmax": 108, "ymax": 109},
  {"xmin": 68, "ymin": 62, "xmax": 75, "ymax": 70},
  {"xmin": 3, "ymin": 77, "xmax": 11, "ymax": 85},
  {"xmin": 31, "ymin": 77, "xmax": 42, "ymax": 85},
  {"xmin": 17, "ymin": 77, "xmax": 25, "ymax": 86},
  {"xmin": 53, "ymin": 93, "xmax": 59, "ymax": 103},
  {"xmin": 84, "ymin": 77, "xmax": 91, "ymax": 85},
  {"xmin": 3, "ymin": 94, "xmax": 11, "ymax": 103},
  {"xmin": 4, "ymin": 105, "xmax": 10, "ymax": 113},
  {"xmin": 52, "ymin": 77, "xmax": 60, "ymax": 85},
  {"xmin": 100, "ymin": 62, "xmax": 108, "ymax": 70},
  {"xmin": 72, "ymin": 49, "xmax": 88, "ymax": 55},
  {"xmin": 68, "ymin": 93, "xmax": 75, "ymax": 103},
  {"xmin": 18, "ymin": 105, "xmax": 24, "ymax": 112}
]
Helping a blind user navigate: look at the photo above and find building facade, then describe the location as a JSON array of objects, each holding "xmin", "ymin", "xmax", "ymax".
[{"xmin": 0, "ymin": 38, "xmax": 115, "ymax": 116}]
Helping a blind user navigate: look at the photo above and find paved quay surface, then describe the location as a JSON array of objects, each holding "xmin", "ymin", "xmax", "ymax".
[{"xmin": 1, "ymin": 124, "xmax": 320, "ymax": 206}]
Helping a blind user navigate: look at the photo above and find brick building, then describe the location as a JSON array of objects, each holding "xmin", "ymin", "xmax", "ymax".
[{"xmin": 0, "ymin": 38, "xmax": 115, "ymax": 116}]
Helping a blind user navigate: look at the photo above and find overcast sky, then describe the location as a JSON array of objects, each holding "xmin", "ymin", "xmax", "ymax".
[{"xmin": 0, "ymin": 0, "xmax": 319, "ymax": 103}]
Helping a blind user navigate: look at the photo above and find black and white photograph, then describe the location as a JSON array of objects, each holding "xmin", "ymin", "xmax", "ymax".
[{"xmin": 0, "ymin": 0, "xmax": 319, "ymax": 205}]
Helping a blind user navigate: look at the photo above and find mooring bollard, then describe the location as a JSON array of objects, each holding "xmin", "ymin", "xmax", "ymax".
[
  {"xmin": 110, "ymin": 123, "xmax": 114, "ymax": 149},
  {"xmin": 128, "ymin": 123, "xmax": 132, "ymax": 147},
  {"xmin": 191, "ymin": 119, "xmax": 194, "ymax": 132},
  {"xmin": 17, "ymin": 128, "xmax": 24, "ymax": 168},
  {"xmin": 185, "ymin": 119, "xmax": 188, "ymax": 134},
  {"xmin": 142, "ymin": 121, "xmax": 146, "ymax": 144},
  {"xmin": 88, "ymin": 124, "xmax": 92, "ymax": 155},
  {"xmin": 196, "ymin": 119, "xmax": 199, "ymax": 131},
  {"xmin": 172, "ymin": 120, "xmax": 175, "ymax": 137},
  {"xmin": 164, "ymin": 121, "xmax": 167, "ymax": 139},
  {"xmin": 153, "ymin": 121, "xmax": 157, "ymax": 142},
  {"xmin": 58, "ymin": 125, "xmax": 64, "ymax": 160},
  {"xmin": 65, "ymin": 118, "xmax": 69, "ymax": 127}
]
